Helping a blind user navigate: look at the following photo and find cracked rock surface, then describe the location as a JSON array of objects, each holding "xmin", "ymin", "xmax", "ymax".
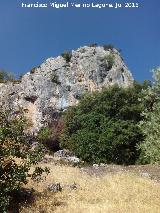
[{"xmin": 0, "ymin": 46, "xmax": 133, "ymax": 132}]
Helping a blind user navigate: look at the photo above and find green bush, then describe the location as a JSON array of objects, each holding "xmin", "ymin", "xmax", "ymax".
[
  {"xmin": 103, "ymin": 44, "xmax": 114, "ymax": 51},
  {"xmin": 51, "ymin": 73, "xmax": 61, "ymax": 84},
  {"xmin": 37, "ymin": 127, "xmax": 52, "ymax": 142},
  {"xmin": 37, "ymin": 127, "xmax": 53, "ymax": 149},
  {"xmin": 61, "ymin": 51, "xmax": 72, "ymax": 63},
  {"xmin": 0, "ymin": 108, "xmax": 49, "ymax": 212},
  {"xmin": 105, "ymin": 54, "xmax": 115, "ymax": 70},
  {"xmin": 103, "ymin": 44, "xmax": 122, "ymax": 53},
  {"xmin": 138, "ymin": 68, "xmax": 160, "ymax": 164},
  {"xmin": 88, "ymin": 43, "xmax": 98, "ymax": 47},
  {"xmin": 60, "ymin": 82, "xmax": 149, "ymax": 165}
]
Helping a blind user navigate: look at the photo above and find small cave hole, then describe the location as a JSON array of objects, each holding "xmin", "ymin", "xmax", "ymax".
[
  {"xmin": 109, "ymin": 78, "xmax": 112, "ymax": 82},
  {"xmin": 24, "ymin": 96, "xmax": 37, "ymax": 104}
]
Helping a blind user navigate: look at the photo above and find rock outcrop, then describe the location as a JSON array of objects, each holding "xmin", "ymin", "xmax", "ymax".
[{"xmin": 0, "ymin": 45, "xmax": 133, "ymax": 132}]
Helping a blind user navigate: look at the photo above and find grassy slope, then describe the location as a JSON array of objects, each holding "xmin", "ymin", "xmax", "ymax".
[{"xmin": 20, "ymin": 163, "xmax": 160, "ymax": 213}]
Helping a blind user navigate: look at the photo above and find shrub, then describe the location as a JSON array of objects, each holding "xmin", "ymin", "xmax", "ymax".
[
  {"xmin": 0, "ymin": 71, "xmax": 4, "ymax": 82},
  {"xmin": 88, "ymin": 43, "xmax": 98, "ymax": 47},
  {"xmin": 51, "ymin": 73, "xmax": 61, "ymax": 84},
  {"xmin": 103, "ymin": 44, "xmax": 122, "ymax": 53},
  {"xmin": 138, "ymin": 68, "xmax": 160, "ymax": 164},
  {"xmin": 0, "ymin": 108, "xmax": 49, "ymax": 212},
  {"xmin": 104, "ymin": 54, "xmax": 115, "ymax": 70},
  {"xmin": 0, "ymin": 70, "xmax": 14, "ymax": 83},
  {"xmin": 60, "ymin": 82, "xmax": 149, "ymax": 165},
  {"xmin": 30, "ymin": 67, "xmax": 36, "ymax": 74},
  {"xmin": 37, "ymin": 127, "xmax": 53, "ymax": 149},
  {"xmin": 61, "ymin": 51, "xmax": 72, "ymax": 63},
  {"xmin": 19, "ymin": 73, "xmax": 24, "ymax": 80},
  {"xmin": 103, "ymin": 44, "xmax": 114, "ymax": 51}
]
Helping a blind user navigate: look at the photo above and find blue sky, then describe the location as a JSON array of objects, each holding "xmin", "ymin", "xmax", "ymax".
[{"xmin": 0, "ymin": 0, "xmax": 159, "ymax": 81}]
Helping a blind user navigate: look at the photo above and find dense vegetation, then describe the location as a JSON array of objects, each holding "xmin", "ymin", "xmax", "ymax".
[
  {"xmin": 138, "ymin": 68, "xmax": 160, "ymax": 164},
  {"xmin": 1, "ymin": 62, "xmax": 160, "ymax": 212},
  {"xmin": 0, "ymin": 109, "xmax": 49, "ymax": 212},
  {"xmin": 60, "ymin": 81, "xmax": 151, "ymax": 164}
]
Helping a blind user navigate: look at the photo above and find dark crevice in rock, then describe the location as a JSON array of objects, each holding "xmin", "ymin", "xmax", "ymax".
[
  {"xmin": 122, "ymin": 74, "xmax": 125, "ymax": 82},
  {"xmin": 121, "ymin": 68, "xmax": 124, "ymax": 73},
  {"xmin": 24, "ymin": 96, "xmax": 38, "ymax": 103},
  {"xmin": 9, "ymin": 92, "xmax": 15, "ymax": 96},
  {"xmin": 109, "ymin": 78, "xmax": 112, "ymax": 82}
]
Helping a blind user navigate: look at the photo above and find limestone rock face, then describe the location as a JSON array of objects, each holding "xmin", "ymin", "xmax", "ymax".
[{"xmin": 0, "ymin": 46, "xmax": 133, "ymax": 132}]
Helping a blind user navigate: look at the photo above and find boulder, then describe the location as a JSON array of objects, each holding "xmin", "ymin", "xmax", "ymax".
[{"xmin": 47, "ymin": 183, "xmax": 62, "ymax": 193}]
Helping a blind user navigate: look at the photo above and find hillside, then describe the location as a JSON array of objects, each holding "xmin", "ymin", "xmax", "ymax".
[
  {"xmin": 20, "ymin": 162, "xmax": 160, "ymax": 213},
  {"xmin": 0, "ymin": 48, "xmax": 160, "ymax": 213}
]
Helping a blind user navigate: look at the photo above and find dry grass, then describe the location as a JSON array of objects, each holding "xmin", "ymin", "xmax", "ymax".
[{"xmin": 20, "ymin": 163, "xmax": 160, "ymax": 213}]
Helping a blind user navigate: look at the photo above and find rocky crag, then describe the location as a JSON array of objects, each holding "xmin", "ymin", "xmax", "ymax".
[{"xmin": 0, "ymin": 45, "xmax": 133, "ymax": 132}]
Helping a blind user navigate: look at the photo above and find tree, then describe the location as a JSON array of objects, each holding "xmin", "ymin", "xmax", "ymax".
[
  {"xmin": 0, "ymin": 108, "xmax": 49, "ymax": 212},
  {"xmin": 60, "ymin": 82, "xmax": 148, "ymax": 165},
  {"xmin": 138, "ymin": 68, "xmax": 160, "ymax": 164}
]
